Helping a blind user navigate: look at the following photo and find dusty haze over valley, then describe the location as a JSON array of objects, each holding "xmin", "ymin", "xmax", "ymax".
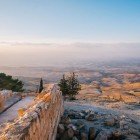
[
  {"xmin": 0, "ymin": 42, "xmax": 140, "ymax": 67},
  {"xmin": 0, "ymin": 42, "xmax": 140, "ymax": 92}
]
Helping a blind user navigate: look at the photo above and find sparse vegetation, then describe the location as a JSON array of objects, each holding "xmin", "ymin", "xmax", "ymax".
[{"xmin": 0, "ymin": 73, "xmax": 24, "ymax": 92}]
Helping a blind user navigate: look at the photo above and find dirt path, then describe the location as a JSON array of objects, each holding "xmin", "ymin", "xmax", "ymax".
[{"xmin": 0, "ymin": 96, "xmax": 34, "ymax": 124}]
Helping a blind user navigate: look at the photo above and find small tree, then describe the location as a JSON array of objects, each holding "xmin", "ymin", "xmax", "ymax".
[
  {"xmin": 68, "ymin": 73, "xmax": 81, "ymax": 99},
  {"xmin": 58, "ymin": 72, "xmax": 81, "ymax": 99},
  {"xmin": 39, "ymin": 78, "xmax": 44, "ymax": 93},
  {"xmin": 58, "ymin": 74, "xmax": 69, "ymax": 96}
]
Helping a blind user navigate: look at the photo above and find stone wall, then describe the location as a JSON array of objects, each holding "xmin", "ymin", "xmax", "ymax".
[
  {"xmin": 0, "ymin": 94, "xmax": 4, "ymax": 109},
  {"xmin": 0, "ymin": 84, "xmax": 64, "ymax": 140},
  {"xmin": 0, "ymin": 90, "xmax": 13, "ymax": 109}
]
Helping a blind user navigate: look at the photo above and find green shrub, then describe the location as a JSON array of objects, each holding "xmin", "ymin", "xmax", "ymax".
[
  {"xmin": 0, "ymin": 73, "xmax": 24, "ymax": 92},
  {"xmin": 58, "ymin": 72, "xmax": 81, "ymax": 98}
]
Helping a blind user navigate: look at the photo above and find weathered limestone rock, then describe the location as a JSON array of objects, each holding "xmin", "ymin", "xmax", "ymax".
[
  {"xmin": 0, "ymin": 94, "xmax": 4, "ymax": 109},
  {"xmin": 0, "ymin": 90, "xmax": 13, "ymax": 110},
  {"xmin": 0, "ymin": 84, "xmax": 64, "ymax": 140}
]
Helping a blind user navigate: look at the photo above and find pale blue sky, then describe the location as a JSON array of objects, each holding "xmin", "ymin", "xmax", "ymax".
[{"xmin": 0, "ymin": 0, "xmax": 140, "ymax": 43}]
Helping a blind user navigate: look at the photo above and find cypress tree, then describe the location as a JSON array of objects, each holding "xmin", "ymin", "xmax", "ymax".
[{"xmin": 39, "ymin": 78, "xmax": 44, "ymax": 93}]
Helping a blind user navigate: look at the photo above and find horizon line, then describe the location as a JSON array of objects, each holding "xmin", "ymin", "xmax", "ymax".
[{"xmin": 0, "ymin": 41, "xmax": 140, "ymax": 45}]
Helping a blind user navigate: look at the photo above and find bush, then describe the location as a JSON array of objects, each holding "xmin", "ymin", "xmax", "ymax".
[
  {"xmin": 58, "ymin": 72, "xmax": 81, "ymax": 98},
  {"xmin": 0, "ymin": 73, "xmax": 24, "ymax": 92}
]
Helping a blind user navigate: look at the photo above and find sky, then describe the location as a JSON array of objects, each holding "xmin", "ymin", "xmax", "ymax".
[
  {"xmin": 0, "ymin": 0, "xmax": 140, "ymax": 43},
  {"xmin": 0, "ymin": 0, "xmax": 140, "ymax": 67}
]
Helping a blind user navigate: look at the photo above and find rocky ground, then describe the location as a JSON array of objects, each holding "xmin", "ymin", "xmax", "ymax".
[
  {"xmin": 56, "ymin": 101, "xmax": 140, "ymax": 140},
  {"xmin": 57, "ymin": 103, "xmax": 140, "ymax": 140}
]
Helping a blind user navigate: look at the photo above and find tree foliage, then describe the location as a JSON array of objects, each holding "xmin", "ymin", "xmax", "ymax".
[
  {"xmin": 58, "ymin": 72, "xmax": 81, "ymax": 98},
  {"xmin": 39, "ymin": 78, "xmax": 44, "ymax": 93},
  {"xmin": 0, "ymin": 73, "xmax": 24, "ymax": 92},
  {"xmin": 67, "ymin": 73, "xmax": 81, "ymax": 98},
  {"xmin": 58, "ymin": 75, "xmax": 69, "ymax": 96}
]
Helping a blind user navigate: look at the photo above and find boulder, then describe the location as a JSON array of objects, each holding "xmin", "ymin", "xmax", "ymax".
[
  {"xmin": 61, "ymin": 128, "xmax": 74, "ymax": 140},
  {"xmin": 95, "ymin": 131, "xmax": 112, "ymax": 140},
  {"xmin": 68, "ymin": 111, "xmax": 76, "ymax": 119},
  {"xmin": 81, "ymin": 132, "xmax": 88, "ymax": 140},
  {"xmin": 79, "ymin": 112, "xmax": 85, "ymax": 119},
  {"xmin": 67, "ymin": 128, "xmax": 74, "ymax": 138},
  {"xmin": 104, "ymin": 117, "xmax": 115, "ymax": 126},
  {"xmin": 60, "ymin": 116, "xmax": 71, "ymax": 125},
  {"xmin": 58, "ymin": 124, "xmax": 65, "ymax": 134},
  {"xmin": 112, "ymin": 130, "xmax": 122, "ymax": 139},
  {"xmin": 89, "ymin": 127, "xmax": 96, "ymax": 140},
  {"xmin": 67, "ymin": 124, "xmax": 77, "ymax": 131},
  {"xmin": 85, "ymin": 113, "xmax": 95, "ymax": 121},
  {"xmin": 68, "ymin": 110, "xmax": 85, "ymax": 119}
]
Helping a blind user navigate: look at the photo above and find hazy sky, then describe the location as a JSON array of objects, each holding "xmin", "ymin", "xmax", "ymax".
[
  {"xmin": 0, "ymin": 0, "xmax": 140, "ymax": 43},
  {"xmin": 0, "ymin": 1, "xmax": 140, "ymax": 67},
  {"xmin": 0, "ymin": 43, "xmax": 139, "ymax": 67}
]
